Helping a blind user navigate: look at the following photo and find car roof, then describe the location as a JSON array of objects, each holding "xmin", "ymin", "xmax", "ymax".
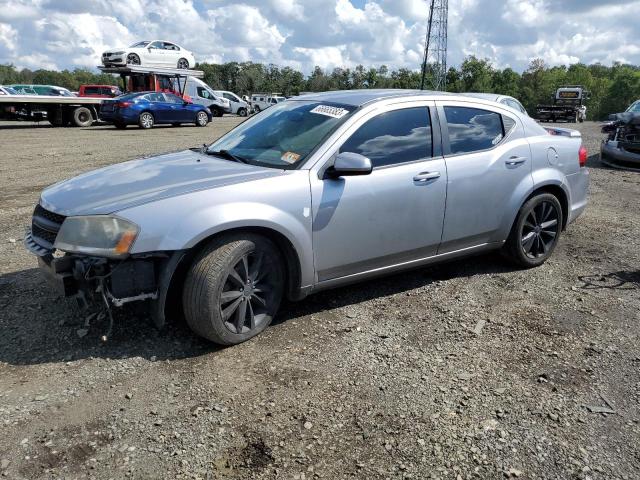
[
  {"xmin": 294, "ymin": 89, "xmax": 457, "ymax": 107},
  {"xmin": 462, "ymin": 92, "xmax": 506, "ymax": 102}
]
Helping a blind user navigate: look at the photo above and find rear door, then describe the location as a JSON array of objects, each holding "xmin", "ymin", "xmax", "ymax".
[
  {"xmin": 437, "ymin": 101, "xmax": 533, "ymax": 252},
  {"xmin": 164, "ymin": 93, "xmax": 192, "ymax": 122}
]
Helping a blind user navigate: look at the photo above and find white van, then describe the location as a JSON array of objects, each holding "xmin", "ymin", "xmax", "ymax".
[
  {"xmin": 179, "ymin": 77, "xmax": 230, "ymax": 117},
  {"xmin": 250, "ymin": 94, "xmax": 286, "ymax": 112},
  {"xmin": 213, "ymin": 90, "xmax": 250, "ymax": 117}
]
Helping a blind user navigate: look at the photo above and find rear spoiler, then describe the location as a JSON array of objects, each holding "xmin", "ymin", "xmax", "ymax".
[{"xmin": 544, "ymin": 127, "xmax": 581, "ymax": 138}]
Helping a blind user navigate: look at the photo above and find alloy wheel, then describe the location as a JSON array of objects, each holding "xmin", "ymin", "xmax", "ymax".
[
  {"xmin": 177, "ymin": 59, "xmax": 189, "ymax": 69},
  {"xmin": 127, "ymin": 54, "xmax": 140, "ymax": 65},
  {"xmin": 220, "ymin": 251, "xmax": 275, "ymax": 335},
  {"xmin": 197, "ymin": 111, "xmax": 208, "ymax": 126},
  {"xmin": 140, "ymin": 113, "xmax": 153, "ymax": 129},
  {"xmin": 520, "ymin": 200, "xmax": 559, "ymax": 259}
]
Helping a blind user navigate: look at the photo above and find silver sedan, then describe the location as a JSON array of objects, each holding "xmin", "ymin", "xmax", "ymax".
[{"xmin": 26, "ymin": 90, "xmax": 589, "ymax": 345}]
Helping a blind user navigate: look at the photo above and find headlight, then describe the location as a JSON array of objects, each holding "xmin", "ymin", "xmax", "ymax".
[{"xmin": 54, "ymin": 216, "xmax": 139, "ymax": 258}]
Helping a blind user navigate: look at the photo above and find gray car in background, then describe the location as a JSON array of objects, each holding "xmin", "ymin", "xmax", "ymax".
[
  {"xmin": 25, "ymin": 89, "xmax": 589, "ymax": 345},
  {"xmin": 462, "ymin": 92, "xmax": 529, "ymax": 115}
]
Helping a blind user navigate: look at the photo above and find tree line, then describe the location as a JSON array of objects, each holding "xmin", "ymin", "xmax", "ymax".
[{"xmin": 1, "ymin": 57, "xmax": 639, "ymax": 120}]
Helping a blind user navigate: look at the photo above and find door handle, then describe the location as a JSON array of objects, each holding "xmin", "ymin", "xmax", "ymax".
[
  {"xmin": 505, "ymin": 156, "xmax": 527, "ymax": 166},
  {"xmin": 413, "ymin": 171, "xmax": 441, "ymax": 182}
]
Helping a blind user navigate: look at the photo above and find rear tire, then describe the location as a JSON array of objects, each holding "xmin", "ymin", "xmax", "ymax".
[
  {"xmin": 138, "ymin": 112, "xmax": 154, "ymax": 129},
  {"xmin": 72, "ymin": 107, "xmax": 93, "ymax": 127},
  {"xmin": 177, "ymin": 58, "xmax": 189, "ymax": 69},
  {"xmin": 183, "ymin": 234, "xmax": 285, "ymax": 345},
  {"xmin": 502, "ymin": 193, "xmax": 563, "ymax": 268}
]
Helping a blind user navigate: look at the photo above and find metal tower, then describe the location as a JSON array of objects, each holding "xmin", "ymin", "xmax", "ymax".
[{"xmin": 420, "ymin": 0, "xmax": 448, "ymax": 91}]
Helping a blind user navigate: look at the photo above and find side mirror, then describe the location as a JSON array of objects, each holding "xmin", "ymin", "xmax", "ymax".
[{"xmin": 325, "ymin": 152, "xmax": 372, "ymax": 178}]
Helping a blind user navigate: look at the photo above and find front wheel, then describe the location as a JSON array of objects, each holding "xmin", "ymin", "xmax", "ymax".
[
  {"xmin": 126, "ymin": 53, "xmax": 140, "ymax": 65},
  {"xmin": 237, "ymin": 107, "xmax": 247, "ymax": 117},
  {"xmin": 138, "ymin": 112, "xmax": 154, "ymax": 129},
  {"xmin": 183, "ymin": 234, "xmax": 285, "ymax": 345},
  {"xmin": 502, "ymin": 193, "xmax": 563, "ymax": 268},
  {"xmin": 195, "ymin": 110, "xmax": 208, "ymax": 127}
]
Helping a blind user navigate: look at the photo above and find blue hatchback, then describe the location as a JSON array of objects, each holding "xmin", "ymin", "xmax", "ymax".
[{"xmin": 100, "ymin": 91, "xmax": 212, "ymax": 129}]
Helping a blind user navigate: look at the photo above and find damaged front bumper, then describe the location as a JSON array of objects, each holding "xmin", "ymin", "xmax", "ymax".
[
  {"xmin": 601, "ymin": 140, "xmax": 640, "ymax": 168},
  {"xmin": 25, "ymin": 226, "xmax": 185, "ymax": 331}
]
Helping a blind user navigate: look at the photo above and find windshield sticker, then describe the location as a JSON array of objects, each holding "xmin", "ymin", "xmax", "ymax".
[
  {"xmin": 281, "ymin": 151, "xmax": 301, "ymax": 164},
  {"xmin": 310, "ymin": 105, "xmax": 349, "ymax": 119}
]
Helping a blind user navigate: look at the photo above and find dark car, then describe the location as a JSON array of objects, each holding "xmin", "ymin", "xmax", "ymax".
[
  {"xmin": 100, "ymin": 91, "xmax": 212, "ymax": 129},
  {"xmin": 600, "ymin": 100, "xmax": 640, "ymax": 169},
  {"xmin": 79, "ymin": 84, "xmax": 122, "ymax": 98}
]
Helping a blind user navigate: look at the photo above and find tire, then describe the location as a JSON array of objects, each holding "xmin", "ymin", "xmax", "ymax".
[
  {"xmin": 138, "ymin": 112, "xmax": 154, "ymax": 129},
  {"xmin": 195, "ymin": 110, "xmax": 208, "ymax": 127},
  {"xmin": 183, "ymin": 234, "xmax": 285, "ymax": 345},
  {"xmin": 177, "ymin": 58, "xmax": 189, "ymax": 69},
  {"xmin": 172, "ymin": 123, "xmax": 181, "ymax": 127},
  {"xmin": 237, "ymin": 107, "xmax": 247, "ymax": 117},
  {"xmin": 211, "ymin": 107, "xmax": 223, "ymax": 118},
  {"xmin": 254, "ymin": 105, "xmax": 261, "ymax": 113},
  {"xmin": 502, "ymin": 193, "xmax": 563, "ymax": 268},
  {"xmin": 72, "ymin": 107, "xmax": 93, "ymax": 127},
  {"xmin": 126, "ymin": 53, "xmax": 140, "ymax": 65},
  {"xmin": 114, "ymin": 121, "xmax": 127, "ymax": 129}
]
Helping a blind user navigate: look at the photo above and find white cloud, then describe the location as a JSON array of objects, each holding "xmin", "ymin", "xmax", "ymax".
[{"xmin": 0, "ymin": 0, "xmax": 638, "ymax": 74}]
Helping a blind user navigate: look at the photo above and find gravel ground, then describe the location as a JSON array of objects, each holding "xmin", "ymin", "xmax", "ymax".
[{"xmin": 0, "ymin": 120, "xmax": 638, "ymax": 480}]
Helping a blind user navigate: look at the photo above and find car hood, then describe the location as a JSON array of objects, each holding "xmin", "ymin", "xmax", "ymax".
[{"xmin": 40, "ymin": 150, "xmax": 284, "ymax": 216}]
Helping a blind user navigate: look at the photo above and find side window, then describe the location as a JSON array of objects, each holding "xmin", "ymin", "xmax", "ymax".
[
  {"xmin": 444, "ymin": 106, "xmax": 505, "ymax": 155},
  {"xmin": 223, "ymin": 93, "xmax": 235, "ymax": 102},
  {"xmin": 197, "ymin": 87, "xmax": 211, "ymax": 99},
  {"xmin": 146, "ymin": 93, "xmax": 164, "ymax": 102},
  {"xmin": 340, "ymin": 107, "xmax": 432, "ymax": 168},
  {"xmin": 149, "ymin": 41, "xmax": 163, "ymax": 49},
  {"xmin": 165, "ymin": 94, "xmax": 183, "ymax": 104}
]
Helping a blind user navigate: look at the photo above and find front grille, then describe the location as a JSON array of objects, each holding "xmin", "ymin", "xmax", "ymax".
[{"xmin": 31, "ymin": 204, "xmax": 66, "ymax": 250}]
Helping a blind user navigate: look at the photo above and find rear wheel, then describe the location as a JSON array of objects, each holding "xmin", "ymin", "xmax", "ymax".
[
  {"xmin": 126, "ymin": 53, "xmax": 140, "ymax": 65},
  {"xmin": 138, "ymin": 112, "xmax": 154, "ymax": 129},
  {"xmin": 503, "ymin": 193, "xmax": 563, "ymax": 268},
  {"xmin": 72, "ymin": 107, "xmax": 93, "ymax": 127},
  {"xmin": 196, "ymin": 110, "xmax": 208, "ymax": 127},
  {"xmin": 177, "ymin": 58, "xmax": 189, "ymax": 69},
  {"xmin": 183, "ymin": 234, "xmax": 285, "ymax": 345}
]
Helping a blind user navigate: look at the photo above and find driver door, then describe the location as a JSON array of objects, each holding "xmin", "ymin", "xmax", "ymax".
[{"xmin": 310, "ymin": 103, "xmax": 447, "ymax": 282}]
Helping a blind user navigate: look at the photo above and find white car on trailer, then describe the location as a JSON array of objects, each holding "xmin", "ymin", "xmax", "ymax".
[{"xmin": 102, "ymin": 41, "xmax": 196, "ymax": 70}]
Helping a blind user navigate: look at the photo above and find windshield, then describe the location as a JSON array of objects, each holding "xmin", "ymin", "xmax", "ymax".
[
  {"xmin": 627, "ymin": 101, "xmax": 640, "ymax": 113},
  {"xmin": 129, "ymin": 41, "xmax": 150, "ymax": 48},
  {"xmin": 207, "ymin": 101, "xmax": 355, "ymax": 169}
]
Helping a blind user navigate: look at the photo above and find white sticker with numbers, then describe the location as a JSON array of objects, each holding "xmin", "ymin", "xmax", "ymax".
[{"xmin": 310, "ymin": 105, "xmax": 349, "ymax": 119}]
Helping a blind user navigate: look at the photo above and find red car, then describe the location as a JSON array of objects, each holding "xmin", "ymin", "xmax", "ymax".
[{"xmin": 78, "ymin": 85, "xmax": 122, "ymax": 98}]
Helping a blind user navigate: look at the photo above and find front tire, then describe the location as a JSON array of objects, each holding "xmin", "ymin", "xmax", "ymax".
[
  {"xmin": 138, "ymin": 112, "xmax": 154, "ymax": 129},
  {"xmin": 196, "ymin": 110, "xmax": 208, "ymax": 127},
  {"xmin": 126, "ymin": 53, "xmax": 141, "ymax": 65},
  {"xmin": 237, "ymin": 107, "xmax": 247, "ymax": 117},
  {"xmin": 183, "ymin": 234, "xmax": 285, "ymax": 345},
  {"xmin": 503, "ymin": 193, "xmax": 563, "ymax": 268}
]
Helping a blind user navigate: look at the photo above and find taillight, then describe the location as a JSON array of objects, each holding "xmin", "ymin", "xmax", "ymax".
[
  {"xmin": 116, "ymin": 101, "xmax": 132, "ymax": 108},
  {"xmin": 579, "ymin": 145, "xmax": 588, "ymax": 167}
]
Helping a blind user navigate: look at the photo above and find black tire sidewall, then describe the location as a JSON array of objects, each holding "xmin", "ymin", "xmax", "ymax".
[
  {"xmin": 238, "ymin": 108, "xmax": 247, "ymax": 117},
  {"xmin": 504, "ymin": 193, "xmax": 563, "ymax": 268},
  {"xmin": 183, "ymin": 234, "xmax": 285, "ymax": 345}
]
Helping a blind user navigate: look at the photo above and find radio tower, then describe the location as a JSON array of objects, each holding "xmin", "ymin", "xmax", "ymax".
[{"xmin": 420, "ymin": 0, "xmax": 448, "ymax": 91}]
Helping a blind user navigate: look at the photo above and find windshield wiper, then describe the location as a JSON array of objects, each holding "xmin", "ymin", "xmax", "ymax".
[{"xmin": 205, "ymin": 149, "xmax": 249, "ymax": 164}]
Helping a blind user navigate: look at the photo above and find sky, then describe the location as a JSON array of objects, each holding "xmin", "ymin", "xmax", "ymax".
[{"xmin": 0, "ymin": 0, "xmax": 639, "ymax": 74}]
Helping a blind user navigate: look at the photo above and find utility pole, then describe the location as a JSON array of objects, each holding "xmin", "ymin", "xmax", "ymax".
[{"xmin": 420, "ymin": 0, "xmax": 448, "ymax": 91}]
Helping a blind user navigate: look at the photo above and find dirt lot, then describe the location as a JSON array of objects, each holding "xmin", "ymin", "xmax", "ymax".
[{"xmin": 0, "ymin": 119, "xmax": 638, "ymax": 480}]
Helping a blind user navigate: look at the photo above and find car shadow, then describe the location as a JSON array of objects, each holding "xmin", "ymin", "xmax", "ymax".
[
  {"xmin": 0, "ymin": 252, "xmax": 517, "ymax": 366},
  {"xmin": 0, "ymin": 122, "xmax": 51, "ymax": 130}
]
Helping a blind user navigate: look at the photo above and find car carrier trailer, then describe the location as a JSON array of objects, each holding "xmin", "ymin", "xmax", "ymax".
[{"xmin": 0, "ymin": 66, "xmax": 205, "ymax": 127}]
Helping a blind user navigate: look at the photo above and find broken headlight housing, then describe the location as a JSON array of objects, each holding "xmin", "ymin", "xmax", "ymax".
[{"xmin": 54, "ymin": 216, "xmax": 139, "ymax": 258}]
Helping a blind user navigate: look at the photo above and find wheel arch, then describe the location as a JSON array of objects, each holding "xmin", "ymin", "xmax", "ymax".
[
  {"xmin": 524, "ymin": 183, "xmax": 569, "ymax": 230},
  {"xmin": 152, "ymin": 225, "xmax": 305, "ymax": 329}
]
